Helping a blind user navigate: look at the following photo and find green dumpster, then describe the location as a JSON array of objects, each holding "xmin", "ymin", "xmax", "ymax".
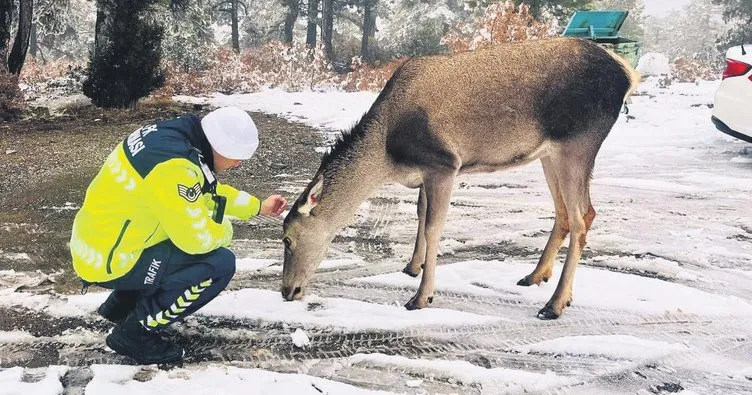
[{"xmin": 562, "ymin": 10, "xmax": 641, "ymax": 68}]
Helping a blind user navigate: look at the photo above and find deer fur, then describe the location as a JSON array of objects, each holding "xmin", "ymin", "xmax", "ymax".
[{"xmin": 281, "ymin": 37, "xmax": 640, "ymax": 319}]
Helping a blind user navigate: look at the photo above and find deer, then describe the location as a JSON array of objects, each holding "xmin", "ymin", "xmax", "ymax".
[{"xmin": 280, "ymin": 37, "xmax": 640, "ymax": 319}]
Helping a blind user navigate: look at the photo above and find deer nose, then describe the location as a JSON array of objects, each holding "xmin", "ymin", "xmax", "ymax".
[{"xmin": 281, "ymin": 285, "xmax": 303, "ymax": 301}]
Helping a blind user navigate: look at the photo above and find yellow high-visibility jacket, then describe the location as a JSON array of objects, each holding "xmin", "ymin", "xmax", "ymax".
[{"xmin": 70, "ymin": 115, "xmax": 260, "ymax": 283}]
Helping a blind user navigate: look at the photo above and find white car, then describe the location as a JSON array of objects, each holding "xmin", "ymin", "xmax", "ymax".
[{"xmin": 713, "ymin": 44, "xmax": 752, "ymax": 143}]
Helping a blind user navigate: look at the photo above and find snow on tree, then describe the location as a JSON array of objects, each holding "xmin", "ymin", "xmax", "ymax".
[
  {"xmin": 442, "ymin": 1, "xmax": 553, "ymax": 52},
  {"xmin": 593, "ymin": 0, "xmax": 644, "ymax": 40},
  {"xmin": 241, "ymin": 0, "xmax": 286, "ymax": 46},
  {"xmin": 642, "ymin": 0, "xmax": 726, "ymax": 81},
  {"xmin": 28, "ymin": 0, "xmax": 96, "ymax": 62},
  {"xmin": 643, "ymin": 0, "xmax": 725, "ymax": 64},
  {"xmin": 513, "ymin": 0, "xmax": 594, "ymax": 25},
  {"xmin": 712, "ymin": 0, "xmax": 752, "ymax": 47},
  {"xmin": 159, "ymin": 0, "xmax": 216, "ymax": 71},
  {"xmin": 212, "ymin": 0, "xmax": 247, "ymax": 51},
  {"xmin": 83, "ymin": 0, "xmax": 165, "ymax": 107},
  {"xmin": 376, "ymin": 0, "xmax": 462, "ymax": 58}
]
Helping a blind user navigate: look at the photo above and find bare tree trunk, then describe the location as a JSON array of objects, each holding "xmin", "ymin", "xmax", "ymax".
[
  {"xmin": 283, "ymin": 0, "xmax": 299, "ymax": 44},
  {"xmin": 29, "ymin": 20, "xmax": 36, "ymax": 58},
  {"xmin": 360, "ymin": 0, "xmax": 376, "ymax": 63},
  {"xmin": 37, "ymin": 44, "xmax": 45, "ymax": 63},
  {"xmin": 94, "ymin": 4, "xmax": 109, "ymax": 57},
  {"xmin": 0, "ymin": 0, "xmax": 12, "ymax": 72},
  {"xmin": 321, "ymin": 0, "xmax": 333, "ymax": 62},
  {"xmin": 306, "ymin": 0, "xmax": 318, "ymax": 47},
  {"xmin": 8, "ymin": 0, "xmax": 32, "ymax": 75},
  {"xmin": 231, "ymin": 0, "xmax": 239, "ymax": 52}
]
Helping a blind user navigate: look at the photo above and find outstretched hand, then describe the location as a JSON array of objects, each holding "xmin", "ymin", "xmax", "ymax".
[{"xmin": 260, "ymin": 195, "xmax": 288, "ymax": 217}]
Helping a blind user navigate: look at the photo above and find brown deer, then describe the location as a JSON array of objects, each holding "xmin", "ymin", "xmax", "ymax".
[{"xmin": 280, "ymin": 37, "xmax": 640, "ymax": 319}]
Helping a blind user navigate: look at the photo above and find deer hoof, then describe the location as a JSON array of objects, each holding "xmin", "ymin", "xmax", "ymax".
[
  {"xmin": 404, "ymin": 294, "xmax": 433, "ymax": 310},
  {"xmin": 402, "ymin": 265, "xmax": 422, "ymax": 278},
  {"xmin": 517, "ymin": 271, "xmax": 551, "ymax": 286},
  {"xmin": 537, "ymin": 304, "xmax": 562, "ymax": 320},
  {"xmin": 517, "ymin": 275, "xmax": 535, "ymax": 286},
  {"xmin": 516, "ymin": 274, "xmax": 542, "ymax": 287}
]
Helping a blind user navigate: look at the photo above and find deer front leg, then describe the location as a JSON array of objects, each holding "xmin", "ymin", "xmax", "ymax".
[
  {"xmin": 405, "ymin": 173, "xmax": 455, "ymax": 310},
  {"xmin": 403, "ymin": 186, "xmax": 427, "ymax": 278},
  {"xmin": 519, "ymin": 157, "xmax": 567, "ymax": 287}
]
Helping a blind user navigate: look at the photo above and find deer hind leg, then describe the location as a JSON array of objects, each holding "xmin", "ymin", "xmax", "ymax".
[
  {"xmin": 537, "ymin": 143, "xmax": 599, "ymax": 320},
  {"xmin": 518, "ymin": 156, "xmax": 569, "ymax": 287},
  {"xmin": 403, "ymin": 185, "xmax": 427, "ymax": 277},
  {"xmin": 405, "ymin": 171, "xmax": 456, "ymax": 310}
]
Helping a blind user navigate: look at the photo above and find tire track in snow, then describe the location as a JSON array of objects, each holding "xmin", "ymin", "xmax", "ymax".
[
  {"xmin": 546, "ymin": 331, "xmax": 752, "ymax": 394},
  {"xmin": 1, "ymin": 306, "xmax": 748, "ymax": 368}
]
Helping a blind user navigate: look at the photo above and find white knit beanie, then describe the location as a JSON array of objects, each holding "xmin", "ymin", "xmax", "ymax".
[{"xmin": 201, "ymin": 107, "xmax": 259, "ymax": 160}]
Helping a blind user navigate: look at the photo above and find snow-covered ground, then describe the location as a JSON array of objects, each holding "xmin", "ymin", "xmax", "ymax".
[{"xmin": 2, "ymin": 77, "xmax": 752, "ymax": 394}]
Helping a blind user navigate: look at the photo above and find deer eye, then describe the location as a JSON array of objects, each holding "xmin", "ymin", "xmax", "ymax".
[{"xmin": 283, "ymin": 237, "xmax": 292, "ymax": 248}]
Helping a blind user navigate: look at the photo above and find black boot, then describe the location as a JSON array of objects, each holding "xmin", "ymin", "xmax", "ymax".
[
  {"xmin": 98, "ymin": 290, "xmax": 140, "ymax": 323},
  {"xmin": 105, "ymin": 311, "xmax": 184, "ymax": 365}
]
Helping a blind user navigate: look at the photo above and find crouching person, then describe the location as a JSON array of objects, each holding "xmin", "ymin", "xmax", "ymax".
[{"xmin": 69, "ymin": 107, "xmax": 287, "ymax": 364}]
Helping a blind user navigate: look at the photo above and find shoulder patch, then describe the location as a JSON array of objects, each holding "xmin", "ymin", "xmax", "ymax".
[{"xmin": 178, "ymin": 183, "xmax": 202, "ymax": 202}]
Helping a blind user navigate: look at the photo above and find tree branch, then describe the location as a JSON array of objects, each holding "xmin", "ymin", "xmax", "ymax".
[
  {"xmin": 337, "ymin": 10, "xmax": 363, "ymax": 29},
  {"xmin": 40, "ymin": 42, "xmax": 77, "ymax": 60}
]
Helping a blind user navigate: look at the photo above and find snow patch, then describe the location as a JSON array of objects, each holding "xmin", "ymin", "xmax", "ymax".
[
  {"xmin": 517, "ymin": 335, "xmax": 687, "ymax": 360},
  {"xmin": 235, "ymin": 258, "xmax": 277, "ymax": 272},
  {"xmin": 176, "ymin": 89, "xmax": 379, "ymax": 132},
  {"xmin": 349, "ymin": 354, "xmax": 571, "ymax": 393},
  {"xmin": 730, "ymin": 156, "xmax": 752, "ymax": 164},
  {"xmin": 40, "ymin": 202, "xmax": 80, "ymax": 211},
  {"xmin": 290, "ymin": 328, "xmax": 310, "ymax": 348},
  {"xmin": 0, "ymin": 366, "xmax": 68, "ymax": 395},
  {"xmin": 355, "ymin": 260, "xmax": 752, "ymax": 316},
  {"xmin": 637, "ymin": 52, "xmax": 671, "ymax": 76},
  {"xmin": 0, "ymin": 331, "xmax": 36, "ymax": 343},
  {"xmin": 87, "ymin": 364, "xmax": 391, "ymax": 394},
  {"xmin": 200, "ymin": 288, "xmax": 501, "ymax": 330},
  {"xmin": 0, "ymin": 252, "xmax": 31, "ymax": 261},
  {"xmin": 235, "ymin": 258, "xmax": 361, "ymax": 274}
]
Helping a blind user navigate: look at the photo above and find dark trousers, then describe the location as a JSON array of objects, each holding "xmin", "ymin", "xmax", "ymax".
[{"xmin": 98, "ymin": 240, "xmax": 236, "ymax": 330}]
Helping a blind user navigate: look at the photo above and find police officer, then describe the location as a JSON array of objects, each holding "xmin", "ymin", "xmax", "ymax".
[{"xmin": 70, "ymin": 107, "xmax": 287, "ymax": 364}]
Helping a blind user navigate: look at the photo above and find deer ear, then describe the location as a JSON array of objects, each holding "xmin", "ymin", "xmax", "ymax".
[{"xmin": 298, "ymin": 177, "xmax": 323, "ymax": 216}]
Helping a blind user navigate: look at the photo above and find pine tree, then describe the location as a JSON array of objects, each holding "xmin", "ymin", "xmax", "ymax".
[
  {"xmin": 1, "ymin": 0, "xmax": 12, "ymax": 71},
  {"xmin": 31, "ymin": 0, "xmax": 97, "ymax": 62},
  {"xmin": 161, "ymin": 0, "xmax": 215, "ymax": 71},
  {"xmin": 379, "ymin": 0, "xmax": 467, "ymax": 58},
  {"xmin": 239, "ymin": 0, "xmax": 284, "ymax": 47},
  {"xmin": 282, "ymin": 0, "xmax": 300, "ymax": 43},
  {"xmin": 7, "ymin": 0, "xmax": 32, "ymax": 74},
  {"xmin": 1, "ymin": 0, "xmax": 33, "ymax": 74},
  {"xmin": 514, "ymin": 0, "xmax": 594, "ymax": 25},
  {"xmin": 214, "ymin": 0, "xmax": 247, "ymax": 51},
  {"xmin": 321, "ymin": 0, "xmax": 333, "ymax": 62},
  {"xmin": 593, "ymin": 0, "xmax": 645, "ymax": 40},
  {"xmin": 361, "ymin": 0, "xmax": 377, "ymax": 62},
  {"xmin": 83, "ymin": 0, "xmax": 165, "ymax": 108},
  {"xmin": 712, "ymin": 0, "xmax": 752, "ymax": 47},
  {"xmin": 306, "ymin": 0, "xmax": 319, "ymax": 47},
  {"xmin": 1, "ymin": 0, "xmax": 24, "ymax": 120},
  {"xmin": 643, "ymin": 0, "xmax": 724, "ymax": 68}
]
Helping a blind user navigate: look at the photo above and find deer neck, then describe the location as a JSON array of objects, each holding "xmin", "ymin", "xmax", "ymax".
[{"xmin": 318, "ymin": 120, "xmax": 391, "ymax": 230}]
